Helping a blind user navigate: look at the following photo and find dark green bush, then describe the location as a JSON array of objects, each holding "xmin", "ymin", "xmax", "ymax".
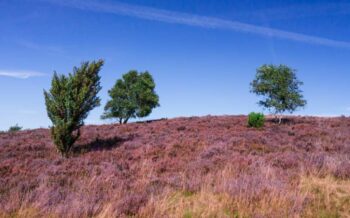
[
  {"xmin": 44, "ymin": 60, "xmax": 104, "ymax": 157},
  {"xmin": 248, "ymin": 112, "xmax": 265, "ymax": 128},
  {"xmin": 8, "ymin": 124, "xmax": 22, "ymax": 132}
]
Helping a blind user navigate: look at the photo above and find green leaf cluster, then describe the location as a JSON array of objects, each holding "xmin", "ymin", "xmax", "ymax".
[
  {"xmin": 44, "ymin": 60, "xmax": 103, "ymax": 156},
  {"xmin": 102, "ymin": 70, "xmax": 159, "ymax": 124}
]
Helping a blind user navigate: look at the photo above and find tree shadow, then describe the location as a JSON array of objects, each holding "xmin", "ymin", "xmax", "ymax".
[
  {"xmin": 73, "ymin": 135, "xmax": 134, "ymax": 155},
  {"xmin": 266, "ymin": 117, "xmax": 296, "ymax": 125},
  {"xmin": 136, "ymin": 118, "xmax": 168, "ymax": 124}
]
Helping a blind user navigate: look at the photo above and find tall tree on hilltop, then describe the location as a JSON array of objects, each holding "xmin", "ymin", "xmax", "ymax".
[
  {"xmin": 251, "ymin": 64, "xmax": 306, "ymax": 124},
  {"xmin": 102, "ymin": 70, "xmax": 159, "ymax": 124}
]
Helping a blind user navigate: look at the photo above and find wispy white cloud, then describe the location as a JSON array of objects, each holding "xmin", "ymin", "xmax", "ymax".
[
  {"xmin": 0, "ymin": 70, "xmax": 46, "ymax": 79},
  {"xmin": 42, "ymin": 0, "xmax": 350, "ymax": 49},
  {"xmin": 16, "ymin": 40, "xmax": 64, "ymax": 54}
]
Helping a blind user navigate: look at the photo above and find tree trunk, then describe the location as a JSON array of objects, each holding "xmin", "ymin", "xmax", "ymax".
[
  {"xmin": 274, "ymin": 113, "xmax": 283, "ymax": 124},
  {"xmin": 278, "ymin": 115, "xmax": 282, "ymax": 124},
  {"xmin": 123, "ymin": 117, "xmax": 129, "ymax": 124}
]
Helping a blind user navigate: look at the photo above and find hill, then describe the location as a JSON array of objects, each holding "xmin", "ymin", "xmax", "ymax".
[{"xmin": 0, "ymin": 116, "xmax": 350, "ymax": 217}]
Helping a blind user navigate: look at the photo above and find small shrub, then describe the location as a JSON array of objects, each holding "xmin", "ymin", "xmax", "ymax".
[
  {"xmin": 8, "ymin": 124, "xmax": 22, "ymax": 132},
  {"xmin": 248, "ymin": 112, "xmax": 265, "ymax": 128}
]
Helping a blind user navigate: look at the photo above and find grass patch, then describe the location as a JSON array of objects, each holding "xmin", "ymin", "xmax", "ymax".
[
  {"xmin": 0, "ymin": 207, "xmax": 58, "ymax": 218},
  {"xmin": 139, "ymin": 190, "xmax": 235, "ymax": 218},
  {"xmin": 301, "ymin": 175, "xmax": 350, "ymax": 218}
]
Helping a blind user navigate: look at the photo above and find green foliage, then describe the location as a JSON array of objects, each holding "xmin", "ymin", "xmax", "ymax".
[
  {"xmin": 251, "ymin": 64, "xmax": 306, "ymax": 122},
  {"xmin": 44, "ymin": 60, "xmax": 103, "ymax": 157},
  {"xmin": 248, "ymin": 112, "xmax": 265, "ymax": 128},
  {"xmin": 102, "ymin": 70, "xmax": 159, "ymax": 124},
  {"xmin": 8, "ymin": 124, "xmax": 22, "ymax": 132}
]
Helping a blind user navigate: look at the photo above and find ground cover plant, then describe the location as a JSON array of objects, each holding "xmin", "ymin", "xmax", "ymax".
[{"xmin": 0, "ymin": 115, "xmax": 349, "ymax": 217}]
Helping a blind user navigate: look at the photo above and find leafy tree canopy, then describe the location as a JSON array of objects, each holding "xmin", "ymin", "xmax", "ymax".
[
  {"xmin": 251, "ymin": 64, "xmax": 306, "ymax": 121},
  {"xmin": 102, "ymin": 70, "xmax": 159, "ymax": 124}
]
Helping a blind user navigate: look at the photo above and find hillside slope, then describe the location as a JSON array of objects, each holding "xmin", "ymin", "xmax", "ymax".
[{"xmin": 0, "ymin": 116, "xmax": 350, "ymax": 217}]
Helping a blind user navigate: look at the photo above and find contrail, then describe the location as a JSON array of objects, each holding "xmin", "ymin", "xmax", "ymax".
[
  {"xmin": 43, "ymin": 0, "xmax": 350, "ymax": 49},
  {"xmin": 250, "ymin": 3, "xmax": 350, "ymax": 21}
]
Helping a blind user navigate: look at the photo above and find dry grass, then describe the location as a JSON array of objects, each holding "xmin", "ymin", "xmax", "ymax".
[
  {"xmin": 140, "ymin": 173, "xmax": 350, "ymax": 218},
  {"xmin": 139, "ymin": 190, "xmax": 234, "ymax": 218},
  {"xmin": 301, "ymin": 175, "xmax": 350, "ymax": 218},
  {"xmin": 139, "ymin": 164, "xmax": 305, "ymax": 218},
  {"xmin": 0, "ymin": 207, "xmax": 57, "ymax": 218},
  {"xmin": 139, "ymin": 186, "xmax": 301, "ymax": 218}
]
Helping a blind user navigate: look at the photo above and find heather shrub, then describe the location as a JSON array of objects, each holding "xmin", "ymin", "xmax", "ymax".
[
  {"xmin": 8, "ymin": 124, "xmax": 22, "ymax": 132},
  {"xmin": 2, "ymin": 116, "xmax": 350, "ymax": 217},
  {"xmin": 44, "ymin": 60, "xmax": 103, "ymax": 157},
  {"xmin": 102, "ymin": 70, "xmax": 159, "ymax": 124},
  {"xmin": 248, "ymin": 112, "xmax": 265, "ymax": 128},
  {"xmin": 333, "ymin": 161, "xmax": 350, "ymax": 179}
]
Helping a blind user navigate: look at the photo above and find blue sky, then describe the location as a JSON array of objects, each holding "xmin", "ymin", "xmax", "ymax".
[{"xmin": 1, "ymin": 0, "xmax": 350, "ymax": 130}]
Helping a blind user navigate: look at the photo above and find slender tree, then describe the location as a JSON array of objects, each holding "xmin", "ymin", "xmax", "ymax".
[
  {"xmin": 102, "ymin": 70, "xmax": 159, "ymax": 124},
  {"xmin": 44, "ymin": 60, "xmax": 104, "ymax": 157},
  {"xmin": 251, "ymin": 64, "xmax": 306, "ymax": 124}
]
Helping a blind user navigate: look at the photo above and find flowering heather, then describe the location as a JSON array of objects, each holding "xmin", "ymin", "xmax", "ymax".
[{"xmin": 0, "ymin": 116, "xmax": 350, "ymax": 217}]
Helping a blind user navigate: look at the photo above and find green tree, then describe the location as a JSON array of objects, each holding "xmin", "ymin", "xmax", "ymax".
[
  {"xmin": 102, "ymin": 70, "xmax": 159, "ymax": 124},
  {"xmin": 44, "ymin": 60, "xmax": 103, "ymax": 157},
  {"xmin": 251, "ymin": 64, "xmax": 306, "ymax": 124}
]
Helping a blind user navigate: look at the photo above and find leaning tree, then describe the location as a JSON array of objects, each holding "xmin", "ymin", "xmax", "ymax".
[
  {"xmin": 44, "ymin": 60, "xmax": 104, "ymax": 157},
  {"xmin": 250, "ymin": 64, "xmax": 306, "ymax": 124}
]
